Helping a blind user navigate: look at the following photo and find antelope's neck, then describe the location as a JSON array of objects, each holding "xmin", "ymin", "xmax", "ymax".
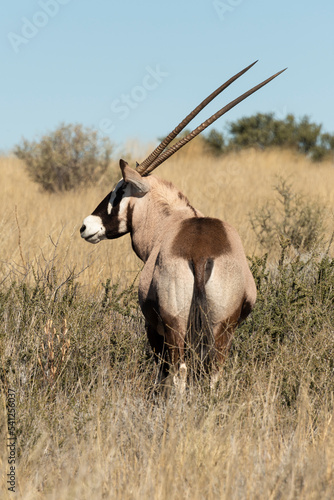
[{"xmin": 128, "ymin": 178, "xmax": 201, "ymax": 262}]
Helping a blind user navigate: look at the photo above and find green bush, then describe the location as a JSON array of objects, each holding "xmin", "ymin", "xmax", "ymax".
[
  {"xmin": 228, "ymin": 113, "xmax": 296, "ymax": 149},
  {"xmin": 14, "ymin": 123, "xmax": 113, "ymax": 192},
  {"xmin": 203, "ymin": 113, "xmax": 334, "ymax": 161},
  {"xmin": 203, "ymin": 129, "xmax": 225, "ymax": 156}
]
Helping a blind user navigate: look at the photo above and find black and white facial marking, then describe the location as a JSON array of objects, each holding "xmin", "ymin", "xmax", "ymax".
[{"xmin": 80, "ymin": 180, "xmax": 131, "ymax": 244}]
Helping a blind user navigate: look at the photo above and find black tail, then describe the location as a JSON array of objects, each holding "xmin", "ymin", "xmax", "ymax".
[{"xmin": 185, "ymin": 258, "xmax": 215, "ymax": 377}]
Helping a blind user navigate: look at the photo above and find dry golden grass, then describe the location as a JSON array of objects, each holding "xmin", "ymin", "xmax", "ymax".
[
  {"xmin": 1, "ymin": 145, "xmax": 334, "ymax": 499},
  {"xmin": 1, "ymin": 363, "xmax": 334, "ymax": 499},
  {"xmin": 1, "ymin": 145, "xmax": 333, "ymax": 291}
]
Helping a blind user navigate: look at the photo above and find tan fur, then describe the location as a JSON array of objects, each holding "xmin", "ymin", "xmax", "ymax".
[{"xmin": 126, "ymin": 167, "xmax": 256, "ymax": 382}]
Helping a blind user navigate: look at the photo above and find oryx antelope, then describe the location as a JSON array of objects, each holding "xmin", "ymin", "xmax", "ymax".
[{"xmin": 81, "ymin": 61, "xmax": 285, "ymax": 388}]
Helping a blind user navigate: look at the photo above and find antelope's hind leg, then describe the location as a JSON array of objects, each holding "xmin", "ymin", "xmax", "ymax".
[
  {"xmin": 146, "ymin": 324, "xmax": 170, "ymax": 385},
  {"xmin": 147, "ymin": 322, "xmax": 187, "ymax": 395},
  {"xmin": 210, "ymin": 320, "xmax": 238, "ymax": 391},
  {"xmin": 163, "ymin": 324, "xmax": 187, "ymax": 394}
]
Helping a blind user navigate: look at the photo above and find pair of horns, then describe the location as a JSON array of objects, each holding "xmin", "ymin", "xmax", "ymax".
[{"xmin": 135, "ymin": 61, "xmax": 286, "ymax": 176}]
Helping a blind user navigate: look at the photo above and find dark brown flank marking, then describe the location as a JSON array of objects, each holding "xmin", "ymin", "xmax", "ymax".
[{"xmin": 171, "ymin": 217, "xmax": 231, "ymax": 261}]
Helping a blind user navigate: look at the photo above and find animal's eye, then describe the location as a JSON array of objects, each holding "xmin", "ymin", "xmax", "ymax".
[{"xmin": 110, "ymin": 185, "xmax": 125, "ymax": 208}]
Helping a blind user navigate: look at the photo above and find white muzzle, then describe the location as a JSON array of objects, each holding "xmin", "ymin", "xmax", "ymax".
[{"xmin": 80, "ymin": 215, "xmax": 106, "ymax": 244}]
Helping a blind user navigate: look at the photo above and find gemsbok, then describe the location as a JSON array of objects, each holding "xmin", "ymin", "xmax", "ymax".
[{"xmin": 81, "ymin": 61, "xmax": 285, "ymax": 389}]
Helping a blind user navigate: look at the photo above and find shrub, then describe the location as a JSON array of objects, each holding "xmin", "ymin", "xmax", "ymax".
[
  {"xmin": 14, "ymin": 123, "xmax": 113, "ymax": 192},
  {"xmin": 228, "ymin": 113, "xmax": 296, "ymax": 150},
  {"xmin": 203, "ymin": 129, "xmax": 225, "ymax": 156},
  {"xmin": 249, "ymin": 178, "xmax": 327, "ymax": 254},
  {"xmin": 233, "ymin": 247, "xmax": 334, "ymax": 408},
  {"xmin": 202, "ymin": 113, "xmax": 334, "ymax": 161}
]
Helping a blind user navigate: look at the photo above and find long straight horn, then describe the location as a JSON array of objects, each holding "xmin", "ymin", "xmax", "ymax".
[
  {"xmin": 136, "ymin": 61, "xmax": 259, "ymax": 175},
  {"xmin": 142, "ymin": 68, "xmax": 286, "ymax": 176}
]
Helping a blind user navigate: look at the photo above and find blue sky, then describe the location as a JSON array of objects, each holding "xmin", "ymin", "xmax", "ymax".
[{"xmin": 1, "ymin": 0, "xmax": 334, "ymax": 153}]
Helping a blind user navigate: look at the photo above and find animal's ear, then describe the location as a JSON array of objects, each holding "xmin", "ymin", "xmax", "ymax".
[{"xmin": 119, "ymin": 159, "xmax": 150, "ymax": 194}]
